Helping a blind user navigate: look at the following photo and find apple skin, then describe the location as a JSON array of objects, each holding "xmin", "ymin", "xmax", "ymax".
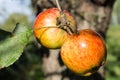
[
  {"xmin": 60, "ymin": 29, "xmax": 107, "ymax": 76},
  {"xmin": 33, "ymin": 8, "xmax": 76, "ymax": 49}
]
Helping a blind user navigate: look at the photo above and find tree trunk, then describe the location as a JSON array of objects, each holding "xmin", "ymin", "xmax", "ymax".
[{"xmin": 32, "ymin": 0, "xmax": 116, "ymax": 80}]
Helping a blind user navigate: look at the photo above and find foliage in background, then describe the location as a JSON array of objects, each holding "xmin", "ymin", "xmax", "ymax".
[
  {"xmin": 106, "ymin": 1, "xmax": 120, "ymax": 79},
  {"xmin": 106, "ymin": 26, "xmax": 120, "ymax": 80},
  {"xmin": 111, "ymin": 0, "xmax": 120, "ymax": 25}
]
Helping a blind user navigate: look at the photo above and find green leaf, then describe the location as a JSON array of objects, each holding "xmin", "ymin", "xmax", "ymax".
[
  {"xmin": 0, "ymin": 29, "xmax": 12, "ymax": 40},
  {"xmin": 0, "ymin": 23, "xmax": 32, "ymax": 69}
]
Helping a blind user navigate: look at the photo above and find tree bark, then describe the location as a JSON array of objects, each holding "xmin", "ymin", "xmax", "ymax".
[{"xmin": 31, "ymin": 0, "xmax": 116, "ymax": 80}]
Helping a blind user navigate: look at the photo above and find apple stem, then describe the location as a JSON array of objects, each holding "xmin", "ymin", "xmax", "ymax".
[
  {"xmin": 55, "ymin": 0, "xmax": 62, "ymax": 11},
  {"xmin": 55, "ymin": 0, "xmax": 75, "ymax": 35}
]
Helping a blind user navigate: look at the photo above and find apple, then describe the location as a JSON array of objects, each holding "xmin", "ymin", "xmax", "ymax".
[
  {"xmin": 33, "ymin": 8, "xmax": 76, "ymax": 49},
  {"xmin": 60, "ymin": 29, "xmax": 107, "ymax": 76}
]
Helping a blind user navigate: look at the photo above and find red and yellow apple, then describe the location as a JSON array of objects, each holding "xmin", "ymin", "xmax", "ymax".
[
  {"xmin": 60, "ymin": 29, "xmax": 107, "ymax": 76},
  {"xmin": 33, "ymin": 8, "xmax": 76, "ymax": 49}
]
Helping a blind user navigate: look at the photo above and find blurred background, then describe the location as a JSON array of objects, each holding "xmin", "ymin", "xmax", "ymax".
[{"xmin": 0, "ymin": 0, "xmax": 120, "ymax": 80}]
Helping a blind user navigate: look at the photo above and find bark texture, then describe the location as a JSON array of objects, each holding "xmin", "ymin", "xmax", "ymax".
[{"xmin": 32, "ymin": 0, "xmax": 116, "ymax": 80}]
